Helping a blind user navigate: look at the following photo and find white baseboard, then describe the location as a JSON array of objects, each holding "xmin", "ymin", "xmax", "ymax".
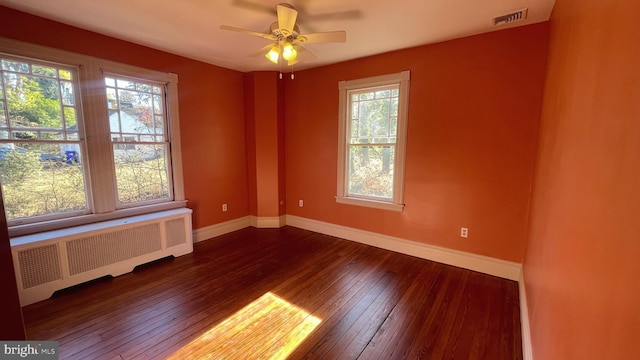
[
  {"xmin": 519, "ymin": 270, "xmax": 533, "ymax": 360},
  {"xmin": 285, "ymin": 215, "xmax": 522, "ymax": 281},
  {"xmin": 193, "ymin": 215, "xmax": 288, "ymax": 243},
  {"xmin": 249, "ymin": 215, "xmax": 286, "ymax": 228},
  {"xmin": 192, "ymin": 216, "xmax": 251, "ymax": 243}
]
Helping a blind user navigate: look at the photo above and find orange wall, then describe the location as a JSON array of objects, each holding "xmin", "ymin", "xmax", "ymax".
[
  {"xmin": 244, "ymin": 72, "xmax": 283, "ymax": 217},
  {"xmin": 0, "ymin": 196, "xmax": 25, "ymax": 339},
  {"xmin": 285, "ymin": 24, "xmax": 549, "ymax": 262},
  {"xmin": 0, "ymin": 6, "xmax": 250, "ymax": 230},
  {"xmin": 244, "ymin": 75, "xmax": 258, "ymax": 216},
  {"xmin": 524, "ymin": 0, "xmax": 640, "ymax": 359}
]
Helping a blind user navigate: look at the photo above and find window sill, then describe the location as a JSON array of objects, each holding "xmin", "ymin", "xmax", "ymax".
[
  {"xmin": 8, "ymin": 200, "xmax": 188, "ymax": 238},
  {"xmin": 335, "ymin": 196, "xmax": 404, "ymax": 212}
]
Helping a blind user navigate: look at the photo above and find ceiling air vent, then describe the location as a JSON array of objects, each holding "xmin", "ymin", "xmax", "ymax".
[{"xmin": 493, "ymin": 8, "xmax": 528, "ymax": 26}]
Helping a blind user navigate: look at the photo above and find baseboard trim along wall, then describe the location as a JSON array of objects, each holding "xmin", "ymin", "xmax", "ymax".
[
  {"xmin": 286, "ymin": 215, "xmax": 522, "ymax": 281},
  {"xmin": 192, "ymin": 216, "xmax": 251, "ymax": 243},
  {"xmin": 192, "ymin": 215, "xmax": 287, "ymax": 242},
  {"xmin": 249, "ymin": 215, "xmax": 287, "ymax": 229},
  {"xmin": 519, "ymin": 270, "xmax": 534, "ymax": 360}
]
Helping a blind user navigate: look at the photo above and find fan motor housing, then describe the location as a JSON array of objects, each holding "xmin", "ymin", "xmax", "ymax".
[{"xmin": 270, "ymin": 22, "xmax": 300, "ymax": 40}]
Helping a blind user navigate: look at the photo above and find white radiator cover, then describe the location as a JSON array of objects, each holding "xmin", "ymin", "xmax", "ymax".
[{"xmin": 11, "ymin": 208, "xmax": 193, "ymax": 306}]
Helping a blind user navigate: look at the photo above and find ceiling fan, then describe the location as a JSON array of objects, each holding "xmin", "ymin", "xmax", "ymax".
[
  {"xmin": 231, "ymin": 0, "xmax": 362, "ymax": 26},
  {"xmin": 220, "ymin": 3, "xmax": 347, "ymax": 66}
]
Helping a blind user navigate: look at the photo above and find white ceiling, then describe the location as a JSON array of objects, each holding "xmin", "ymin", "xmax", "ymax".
[{"xmin": 0, "ymin": 0, "xmax": 555, "ymax": 72}]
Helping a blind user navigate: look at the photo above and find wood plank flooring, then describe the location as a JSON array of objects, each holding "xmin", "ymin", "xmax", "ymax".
[{"xmin": 22, "ymin": 226, "xmax": 522, "ymax": 359}]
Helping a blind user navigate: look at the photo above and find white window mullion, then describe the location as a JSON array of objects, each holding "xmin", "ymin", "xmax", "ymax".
[
  {"xmin": 80, "ymin": 62, "xmax": 117, "ymax": 213},
  {"xmin": 165, "ymin": 78, "xmax": 185, "ymax": 201}
]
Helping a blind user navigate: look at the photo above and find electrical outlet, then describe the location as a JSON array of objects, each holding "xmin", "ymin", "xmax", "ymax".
[
  {"xmin": 460, "ymin": 227, "xmax": 468, "ymax": 238},
  {"xmin": 299, "ymin": 200, "xmax": 304, "ymax": 207},
  {"xmin": 222, "ymin": 204, "xmax": 228, "ymax": 212}
]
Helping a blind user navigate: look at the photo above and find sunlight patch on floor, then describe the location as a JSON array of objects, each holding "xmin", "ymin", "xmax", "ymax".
[{"xmin": 168, "ymin": 292, "xmax": 322, "ymax": 360}]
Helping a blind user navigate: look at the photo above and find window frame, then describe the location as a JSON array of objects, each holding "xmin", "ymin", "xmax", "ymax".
[
  {"xmin": 103, "ymin": 72, "xmax": 175, "ymax": 209},
  {"xmin": 336, "ymin": 71, "xmax": 410, "ymax": 212},
  {"xmin": 0, "ymin": 54, "xmax": 93, "ymax": 223},
  {"xmin": 0, "ymin": 37, "xmax": 186, "ymax": 237}
]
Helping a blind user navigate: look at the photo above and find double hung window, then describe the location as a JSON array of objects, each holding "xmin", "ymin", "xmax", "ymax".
[
  {"xmin": 105, "ymin": 74, "xmax": 172, "ymax": 205},
  {"xmin": 0, "ymin": 56, "xmax": 89, "ymax": 222},
  {"xmin": 336, "ymin": 71, "xmax": 410, "ymax": 211},
  {"xmin": 0, "ymin": 39, "xmax": 184, "ymax": 236}
]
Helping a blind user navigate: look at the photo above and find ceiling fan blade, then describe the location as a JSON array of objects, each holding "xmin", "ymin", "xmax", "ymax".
[
  {"xmin": 249, "ymin": 44, "xmax": 277, "ymax": 57},
  {"xmin": 297, "ymin": 31, "xmax": 346, "ymax": 43},
  {"xmin": 232, "ymin": 0, "xmax": 277, "ymax": 16},
  {"xmin": 295, "ymin": 44, "xmax": 318, "ymax": 61},
  {"xmin": 306, "ymin": 9, "xmax": 362, "ymax": 22},
  {"xmin": 220, "ymin": 25, "xmax": 276, "ymax": 41},
  {"xmin": 277, "ymin": 4, "xmax": 298, "ymax": 36}
]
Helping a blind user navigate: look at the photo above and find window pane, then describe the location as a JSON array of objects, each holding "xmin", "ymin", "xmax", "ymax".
[
  {"xmin": 107, "ymin": 75, "xmax": 166, "ymax": 143},
  {"xmin": 5, "ymin": 74, "xmax": 62, "ymax": 128},
  {"xmin": 114, "ymin": 144, "xmax": 170, "ymax": 204},
  {"xmin": 58, "ymin": 69, "xmax": 72, "ymax": 80},
  {"xmin": 32, "ymin": 65, "xmax": 56, "ymax": 78},
  {"xmin": 154, "ymin": 115, "xmax": 164, "ymax": 134},
  {"xmin": 106, "ymin": 87, "xmax": 118, "ymax": 109},
  {"xmin": 60, "ymin": 81, "xmax": 74, "ymax": 106},
  {"xmin": 359, "ymin": 92, "xmax": 374, "ymax": 100},
  {"xmin": 136, "ymin": 83, "xmax": 151, "ymax": 93},
  {"xmin": 64, "ymin": 107, "xmax": 77, "ymax": 127},
  {"xmin": 1, "ymin": 60, "xmax": 29, "ymax": 73},
  {"xmin": 116, "ymin": 78, "xmax": 134, "ymax": 89},
  {"xmin": 349, "ymin": 85, "xmax": 399, "ymax": 146},
  {"xmin": 153, "ymin": 94, "xmax": 163, "ymax": 115},
  {"xmin": 0, "ymin": 102, "xmax": 6, "ymax": 127},
  {"xmin": 0, "ymin": 142, "xmax": 87, "ymax": 221},
  {"xmin": 390, "ymin": 97, "xmax": 398, "ymax": 117},
  {"xmin": 0, "ymin": 59, "xmax": 80, "ymax": 141},
  {"xmin": 351, "ymin": 101, "xmax": 358, "ymax": 119},
  {"xmin": 375, "ymin": 90, "xmax": 390, "ymax": 99},
  {"xmin": 348, "ymin": 145, "xmax": 395, "ymax": 199}
]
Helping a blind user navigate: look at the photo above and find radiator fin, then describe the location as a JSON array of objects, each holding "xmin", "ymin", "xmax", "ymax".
[
  {"xmin": 18, "ymin": 244, "xmax": 62, "ymax": 289},
  {"xmin": 166, "ymin": 218, "xmax": 186, "ymax": 248},
  {"xmin": 66, "ymin": 224, "xmax": 162, "ymax": 275}
]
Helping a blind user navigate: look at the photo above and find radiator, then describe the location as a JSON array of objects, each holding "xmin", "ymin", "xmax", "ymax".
[{"xmin": 10, "ymin": 208, "xmax": 193, "ymax": 306}]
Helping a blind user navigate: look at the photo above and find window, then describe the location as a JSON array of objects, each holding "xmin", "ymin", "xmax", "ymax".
[
  {"xmin": 0, "ymin": 38, "xmax": 185, "ymax": 236},
  {"xmin": 336, "ymin": 71, "xmax": 410, "ymax": 211},
  {"xmin": 105, "ymin": 74, "xmax": 171, "ymax": 205},
  {"xmin": 0, "ymin": 56, "xmax": 89, "ymax": 222}
]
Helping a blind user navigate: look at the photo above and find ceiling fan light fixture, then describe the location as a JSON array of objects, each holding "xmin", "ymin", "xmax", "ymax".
[
  {"xmin": 265, "ymin": 44, "xmax": 280, "ymax": 64},
  {"xmin": 282, "ymin": 42, "xmax": 297, "ymax": 61},
  {"xmin": 221, "ymin": 3, "xmax": 347, "ymax": 67}
]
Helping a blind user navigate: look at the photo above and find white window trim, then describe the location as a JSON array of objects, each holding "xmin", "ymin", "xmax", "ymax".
[
  {"xmin": 336, "ymin": 70, "xmax": 410, "ymax": 212},
  {"xmin": 0, "ymin": 37, "xmax": 186, "ymax": 237}
]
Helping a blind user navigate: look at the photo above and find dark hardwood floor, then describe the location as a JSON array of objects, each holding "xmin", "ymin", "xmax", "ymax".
[{"xmin": 22, "ymin": 226, "xmax": 522, "ymax": 359}]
